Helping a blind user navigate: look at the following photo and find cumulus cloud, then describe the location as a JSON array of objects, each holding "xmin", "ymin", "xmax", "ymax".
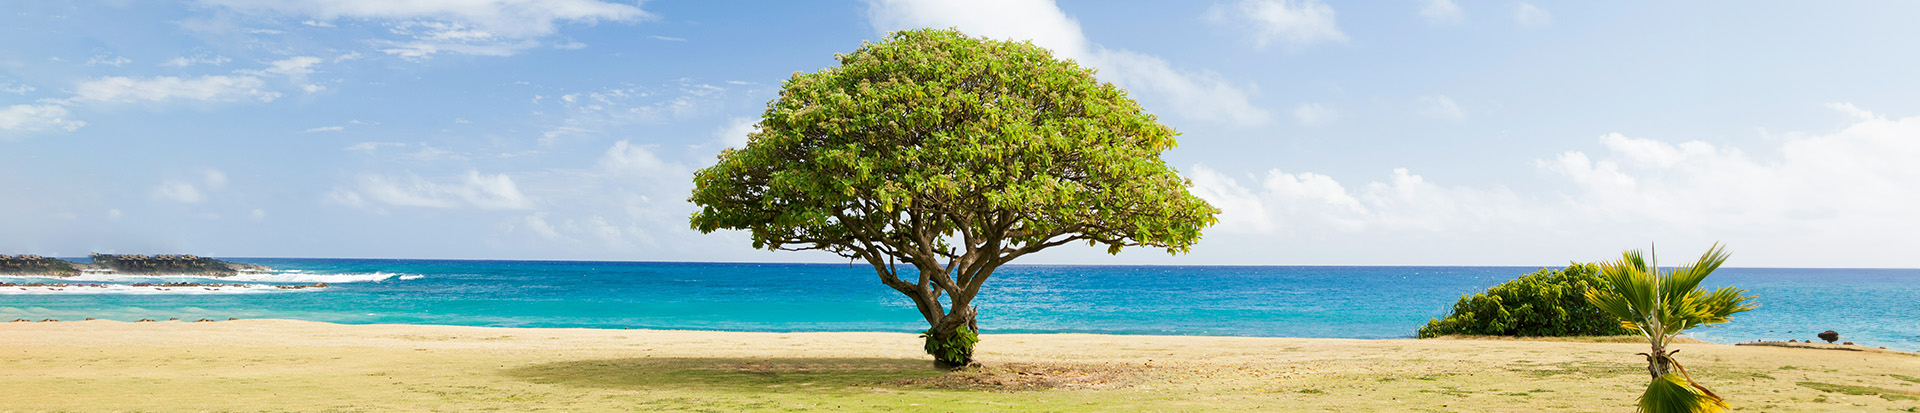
[
  {"xmin": 1291, "ymin": 102, "xmax": 1337, "ymax": 126},
  {"xmin": 1514, "ymin": 3, "xmax": 1552, "ymax": 28},
  {"xmin": 1189, "ymin": 104, "xmax": 1920, "ymax": 267},
  {"xmin": 150, "ymin": 169, "xmax": 227, "ymax": 204},
  {"xmin": 200, "ymin": 0, "xmax": 652, "ymax": 59},
  {"xmin": 714, "ymin": 117, "xmax": 757, "ymax": 148},
  {"xmin": 68, "ymin": 75, "xmax": 280, "ymax": 104},
  {"xmin": 1207, "ymin": 0, "xmax": 1348, "ymax": 48},
  {"xmin": 1420, "ymin": 0, "xmax": 1464, "ymax": 25},
  {"xmin": 1416, "ymin": 95, "xmax": 1465, "ymax": 121},
  {"xmin": 867, "ymin": 0, "xmax": 1270, "ymax": 126},
  {"xmin": 332, "ymin": 170, "xmax": 534, "ymax": 210},
  {"xmin": 0, "ymin": 104, "xmax": 87, "ymax": 135},
  {"xmin": 152, "ymin": 181, "xmax": 207, "ymax": 203}
]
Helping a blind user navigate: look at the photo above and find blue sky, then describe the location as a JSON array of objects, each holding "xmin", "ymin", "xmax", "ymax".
[{"xmin": 5, "ymin": 0, "xmax": 1920, "ymax": 267}]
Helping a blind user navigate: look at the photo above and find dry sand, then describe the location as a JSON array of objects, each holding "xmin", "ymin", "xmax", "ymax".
[{"xmin": 3, "ymin": 319, "xmax": 1917, "ymax": 412}]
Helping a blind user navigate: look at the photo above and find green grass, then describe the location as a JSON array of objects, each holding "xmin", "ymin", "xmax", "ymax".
[
  {"xmin": 502, "ymin": 357, "xmax": 950, "ymax": 392},
  {"xmin": 1797, "ymin": 381, "xmax": 1920, "ymax": 401}
]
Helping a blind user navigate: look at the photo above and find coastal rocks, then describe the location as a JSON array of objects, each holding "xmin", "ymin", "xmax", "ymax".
[
  {"xmin": 0, "ymin": 253, "xmax": 273, "ymax": 277},
  {"xmin": 1819, "ymin": 330, "xmax": 1840, "ymax": 343},
  {"xmin": 1737, "ymin": 340, "xmax": 1915, "ymax": 356},
  {"xmin": 88, "ymin": 253, "xmax": 268, "ymax": 277},
  {"xmin": 0, "ymin": 254, "xmax": 80, "ymax": 277}
]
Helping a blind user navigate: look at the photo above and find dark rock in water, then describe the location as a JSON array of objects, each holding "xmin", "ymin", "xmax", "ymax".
[
  {"xmin": 0, "ymin": 254, "xmax": 80, "ymax": 277},
  {"xmin": 1819, "ymin": 330, "xmax": 1840, "ymax": 344},
  {"xmin": 1843, "ymin": 341, "xmax": 1854, "ymax": 345},
  {"xmin": 136, "ymin": 319, "xmax": 155, "ymax": 322},
  {"xmin": 89, "ymin": 253, "xmax": 269, "ymax": 277}
]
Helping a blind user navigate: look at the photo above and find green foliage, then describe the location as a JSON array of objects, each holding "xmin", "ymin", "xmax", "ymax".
[
  {"xmin": 1640, "ymin": 373, "xmax": 1731, "ymax": 413},
  {"xmin": 1585, "ymin": 244, "xmax": 1757, "ymax": 349},
  {"xmin": 687, "ymin": 28, "xmax": 1217, "ymax": 365},
  {"xmin": 688, "ymin": 28, "xmax": 1218, "ymax": 257},
  {"xmin": 923, "ymin": 325, "xmax": 979, "ymax": 367},
  {"xmin": 1417, "ymin": 263, "xmax": 1631, "ymax": 338},
  {"xmin": 1587, "ymin": 243, "xmax": 1757, "ymax": 412}
]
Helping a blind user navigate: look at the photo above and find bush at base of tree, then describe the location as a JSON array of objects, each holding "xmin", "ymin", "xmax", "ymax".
[{"xmin": 1417, "ymin": 263, "xmax": 1632, "ymax": 338}]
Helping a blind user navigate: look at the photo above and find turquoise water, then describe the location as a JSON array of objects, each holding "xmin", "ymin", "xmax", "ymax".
[{"xmin": 3, "ymin": 259, "xmax": 1916, "ymax": 351}]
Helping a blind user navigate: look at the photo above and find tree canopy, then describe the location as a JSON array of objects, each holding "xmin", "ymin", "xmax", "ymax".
[{"xmin": 689, "ymin": 28, "xmax": 1218, "ymax": 365}]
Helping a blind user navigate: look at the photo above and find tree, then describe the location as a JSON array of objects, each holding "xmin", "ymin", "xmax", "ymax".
[
  {"xmin": 1585, "ymin": 244, "xmax": 1756, "ymax": 412},
  {"xmin": 1417, "ymin": 262, "xmax": 1632, "ymax": 338},
  {"xmin": 688, "ymin": 29, "xmax": 1219, "ymax": 367}
]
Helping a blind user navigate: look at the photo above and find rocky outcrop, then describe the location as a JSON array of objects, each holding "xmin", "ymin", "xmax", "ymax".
[
  {"xmin": 88, "ymin": 253, "xmax": 268, "ymax": 277},
  {"xmin": 0, "ymin": 254, "xmax": 80, "ymax": 277},
  {"xmin": 0, "ymin": 254, "xmax": 271, "ymax": 278}
]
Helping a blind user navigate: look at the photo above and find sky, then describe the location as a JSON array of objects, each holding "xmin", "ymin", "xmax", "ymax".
[{"xmin": 4, "ymin": 0, "xmax": 1920, "ymax": 268}]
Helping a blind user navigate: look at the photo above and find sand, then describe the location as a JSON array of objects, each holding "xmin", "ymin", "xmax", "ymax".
[{"xmin": 3, "ymin": 320, "xmax": 1917, "ymax": 412}]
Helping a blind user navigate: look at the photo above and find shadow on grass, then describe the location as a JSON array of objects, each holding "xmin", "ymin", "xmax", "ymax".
[{"xmin": 502, "ymin": 357, "xmax": 949, "ymax": 392}]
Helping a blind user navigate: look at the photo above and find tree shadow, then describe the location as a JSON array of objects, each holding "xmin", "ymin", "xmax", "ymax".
[{"xmin": 501, "ymin": 357, "xmax": 949, "ymax": 392}]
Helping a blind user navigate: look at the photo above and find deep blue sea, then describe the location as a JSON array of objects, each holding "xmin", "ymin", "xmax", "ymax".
[{"xmin": 3, "ymin": 259, "xmax": 1916, "ymax": 351}]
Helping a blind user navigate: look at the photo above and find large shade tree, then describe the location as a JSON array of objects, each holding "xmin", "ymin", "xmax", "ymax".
[{"xmin": 689, "ymin": 29, "xmax": 1219, "ymax": 366}]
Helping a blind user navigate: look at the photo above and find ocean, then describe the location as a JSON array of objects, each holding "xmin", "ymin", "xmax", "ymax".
[{"xmin": 3, "ymin": 259, "xmax": 1916, "ymax": 351}]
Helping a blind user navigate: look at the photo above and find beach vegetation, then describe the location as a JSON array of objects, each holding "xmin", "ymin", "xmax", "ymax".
[
  {"xmin": 1417, "ymin": 263, "xmax": 1632, "ymax": 338},
  {"xmin": 689, "ymin": 28, "xmax": 1218, "ymax": 367},
  {"xmin": 1584, "ymin": 243, "xmax": 1757, "ymax": 413}
]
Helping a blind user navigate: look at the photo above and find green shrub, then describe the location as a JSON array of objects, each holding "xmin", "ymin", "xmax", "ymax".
[{"xmin": 1417, "ymin": 263, "xmax": 1632, "ymax": 338}]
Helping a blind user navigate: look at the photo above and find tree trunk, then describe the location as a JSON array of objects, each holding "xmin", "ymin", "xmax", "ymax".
[
  {"xmin": 1646, "ymin": 341, "xmax": 1674, "ymax": 379},
  {"xmin": 924, "ymin": 308, "xmax": 979, "ymax": 368}
]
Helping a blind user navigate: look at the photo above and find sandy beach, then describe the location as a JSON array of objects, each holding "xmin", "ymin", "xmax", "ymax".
[{"xmin": 0, "ymin": 320, "xmax": 1915, "ymax": 412}]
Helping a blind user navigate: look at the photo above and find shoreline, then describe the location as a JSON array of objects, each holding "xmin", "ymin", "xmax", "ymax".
[
  {"xmin": 5, "ymin": 319, "xmax": 1919, "ymax": 411},
  {"xmin": 5, "ymin": 317, "xmax": 1912, "ymax": 353}
]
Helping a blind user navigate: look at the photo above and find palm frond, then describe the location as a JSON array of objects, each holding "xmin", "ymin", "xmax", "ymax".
[{"xmin": 1639, "ymin": 373, "xmax": 1731, "ymax": 413}]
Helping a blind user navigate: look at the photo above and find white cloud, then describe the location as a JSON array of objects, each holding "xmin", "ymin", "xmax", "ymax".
[
  {"xmin": 553, "ymin": 40, "xmax": 587, "ymax": 49},
  {"xmin": 1420, "ymin": 0, "xmax": 1464, "ymax": 25},
  {"xmin": 346, "ymin": 141, "xmax": 406, "ymax": 151},
  {"xmin": 1207, "ymin": 0, "xmax": 1348, "ymax": 48},
  {"xmin": 523, "ymin": 213, "xmax": 564, "ymax": 239},
  {"xmin": 69, "ymin": 75, "xmax": 279, "ymax": 104},
  {"xmin": 163, "ymin": 55, "xmax": 233, "ymax": 67},
  {"xmin": 650, "ymin": 35, "xmax": 686, "ymax": 42},
  {"xmin": 152, "ymin": 181, "xmax": 206, "ymax": 204},
  {"xmin": 202, "ymin": 0, "xmax": 652, "ymax": 59},
  {"xmin": 1, "ymin": 82, "xmax": 34, "ymax": 94},
  {"xmin": 107, "ymin": 209, "xmax": 123, "ymax": 220},
  {"xmin": 250, "ymin": 208, "xmax": 268, "ymax": 221},
  {"xmin": 1825, "ymin": 101, "xmax": 1881, "ymax": 122},
  {"xmin": 306, "ymin": 125, "xmax": 345, "ymax": 133},
  {"xmin": 0, "ymin": 104, "xmax": 87, "ymax": 135},
  {"xmin": 1291, "ymin": 102, "xmax": 1337, "ymax": 126},
  {"xmin": 1191, "ymin": 104, "xmax": 1920, "ymax": 266},
  {"xmin": 202, "ymin": 169, "xmax": 229, "ymax": 190},
  {"xmin": 1514, "ymin": 3, "xmax": 1552, "ymax": 28},
  {"xmin": 86, "ymin": 55, "xmax": 132, "ymax": 67},
  {"xmin": 1416, "ymin": 95, "xmax": 1465, "ymax": 121},
  {"xmin": 335, "ymin": 170, "xmax": 534, "ymax": 210},
  {"xmin": 1189, "ymin": 164, "xmax": 1525, "ymax": 236},
  {"xmin": 151, "ymin": 168, "xmax": 228, "ymax": 204},
  {"xmin": 715, "ymin": 117, "xmax": 756, "ymax": 148},
  {"xmin": 866, "ymin": 0, "xmax": 1270, "ymax": 126}
]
